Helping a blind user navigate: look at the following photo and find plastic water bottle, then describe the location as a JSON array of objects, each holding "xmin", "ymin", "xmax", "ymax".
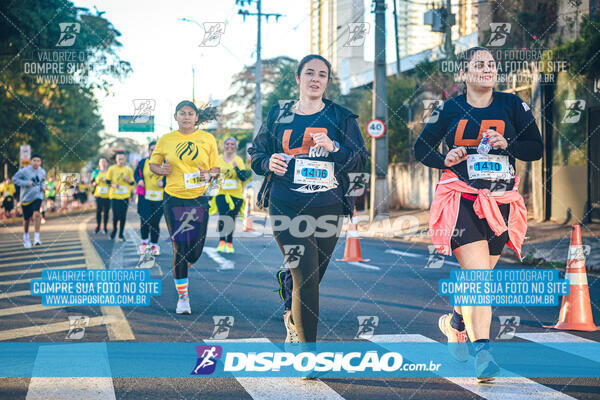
[
  {"xmin": 477, "ymin": 133, "xmax": 491, "ymax": 155},
  {"xmin": 274, "ymin": 153, "xmax": 292, "ymax": 176}
]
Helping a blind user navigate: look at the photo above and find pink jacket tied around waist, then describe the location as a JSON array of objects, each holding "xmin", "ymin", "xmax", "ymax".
[{"xmin": 428, "ymin": 170, "xmax": 528, "ymax": 260}]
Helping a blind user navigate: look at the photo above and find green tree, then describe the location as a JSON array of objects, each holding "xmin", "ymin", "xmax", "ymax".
[{"xmin": 0, "ymin": 0, "xmax": 131, "ymax": 177}]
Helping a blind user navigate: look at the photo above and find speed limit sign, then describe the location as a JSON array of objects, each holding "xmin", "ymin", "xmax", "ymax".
[{"xmin": 367, "ymin": 119, "xmax": 386, "ymax": 139}]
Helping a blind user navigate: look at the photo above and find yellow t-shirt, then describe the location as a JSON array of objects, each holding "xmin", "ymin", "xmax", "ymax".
[
  {"xmin": 217, "ymin": 155, "xmax": 248, "ymax": 198},
  {"xmin": 93, "ymin": 170, "xmax": 110, "ymax": 198},
  {"xmin": 149, "ymin": 130, "xmax": 219, "ymax": 199},
  {"xmin": 0, "ymin": 183, "xmax": 16, "ymax": 198},
  {"xmin": 142, "ymin": 161, "xmax": 164, "ymax": 201},
  {"xmin": 107, "ymin": 165, "xmax": 134, "ymax": 200}
]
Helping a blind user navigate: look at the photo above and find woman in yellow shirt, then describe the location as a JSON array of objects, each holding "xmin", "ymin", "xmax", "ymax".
[
  {"xmin": 134, "ymin": 141, "xmax": 165, "ymax": 255},
  {"xmin": 92, "ymin": 157, "xmax": 111, "ymax": 234},
  {"xmin": 149, "ymin": 100, "xmax": 219, "ymax": 315},
  {"xmin": 107, "ymin": 151, "xmax": 135, "ymax": 241},
  {"xmin": 215, "ymin": 137, "xmax": 251, "ymax": 253}
]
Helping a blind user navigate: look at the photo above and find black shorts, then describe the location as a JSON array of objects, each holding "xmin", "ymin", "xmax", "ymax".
[
  {"xmin": 47, "ymin": 196, "xmax": 56, "ymax": 201},
  {"xmin": 450, "ymin": 195, "xmax": 510, "ymax": 256},
  {"xmin": 22, "ymin": 199, "xmax": 42, "ymax": 221}
]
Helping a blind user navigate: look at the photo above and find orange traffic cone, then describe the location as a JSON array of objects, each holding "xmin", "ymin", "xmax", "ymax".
[
  {"xmin": 242, "ymin": 198, "xmax": 254, "ymax": 232},
  {"xmin": 544, "ymin": 224, "xmax": 599, "ymax": 331},
  {"xmin": 337, "ymin": 208, "xmax": 369, "ymax": 262}
]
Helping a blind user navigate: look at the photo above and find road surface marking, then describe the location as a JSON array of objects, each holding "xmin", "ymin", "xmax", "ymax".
[
  {"xmin": 26, "ymin": 343, "xmax": 115, "ymax": 400},
  {"xmin": 0, "ymin": 303, "xmax": 64, "ymax": 317},
  {"xmin": 0, "ymin": 264, "xmax": 85, "ymax": 277},
  {"xmin": 0, "ymin": 245, "xmax": 82, "ymax": 257},
  {"xmin": 204, "ymin": 247, "xmax": 235, "ymax": 270},
  {"xmin": 205, "ymin": 337, "xmax": 345, "ymax": 400},
  {"xmin": 385, "ymin": 249, "xmax": 460, "ymax": 266},
  {"xmin": 348, "ymin": 261, "xmax": 381, "ymax": 271},
  {"xmin": 0, "ymin": 256, "xmax": 86, "ymax": 269},
  {"xmin": 0, "ymin": 290, "xmax": 31, "ymax": 299},
  {"xmin": 369, "ymin": 333, "xmax": 575, "ymax": 400},
  {"xmin": 79, "ymin": 216, "xmax": 134, "ymax": 341},
  {"xmin": 0, "ymin": 315, "xmax": 107, "ymax": 341},
  {"xmin": 516, "ymin": 332, "xmax": 600, "ymax": 363},
  {"xmin": 0, "ymin": 265, "xmax": 86, "ymax": 284}
]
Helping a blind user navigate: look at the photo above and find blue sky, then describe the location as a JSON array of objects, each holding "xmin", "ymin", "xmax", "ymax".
[{"xmin": 73, "ymin": 0, "xmax": 311, "ymax": 140}]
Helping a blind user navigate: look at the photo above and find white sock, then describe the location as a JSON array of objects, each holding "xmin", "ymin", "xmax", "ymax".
[
  {"xmin": 142, "ymin": 239, "xmax": 149, "ymax": 245},
  {"xmin": 150, "ymin": 242, "xmax": 158, "ymax": 246},
  {"xmin": 34, "ymin": 232, "xmax": 40, "ymax": 241},
  {"xmin": 24, "ymin": 233, "xmax": 29, "ymax": 241}
]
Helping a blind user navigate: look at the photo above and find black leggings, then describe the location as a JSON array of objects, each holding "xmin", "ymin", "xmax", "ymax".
[
  {"xmin": 163, "ymin": 193, "xmax": 209, "ymax": 280},
  {"xmin": 138, "ymin": 197, "xmax": 163, "ymax": 243},
  {"xmin": 96, "ymin": 198, "xmax": 110, "ymax": 229},
  {"xmin": 215, "ymin": 194, "xmax": 244, "ymax": 243},
  {"xmin": 269, "ymin": 197, "xmax": 344, "ymax": 342},
  {"xmin": 111, "ymin": 198, "xmax": 128, "ymax": 236}
]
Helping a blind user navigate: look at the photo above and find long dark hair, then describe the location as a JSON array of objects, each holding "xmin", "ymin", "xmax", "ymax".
[
  {"xmin": 174, "ymin": 100, "xmax": 218, "ymax": 125},
  {"xmin": 458, "ymin": 46, "xmax": 495, "ymax": 94}
]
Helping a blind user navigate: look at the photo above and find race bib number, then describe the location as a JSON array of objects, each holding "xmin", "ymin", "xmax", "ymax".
[
  {"xmin": 467, "ymin": 154, "xmax": 513, "ymax": 181},
  {"xmin": 184, "ymin": 172, "xmax": 206, "ymax": 189},
  {"xmin": 115, "ymin": 185, "xmax": 128, "ymax": 194},
  {"xmin": 293, "ymin": 159, "xmax": 335, "ymax": 188},
  {"xmin": 145, "ymin": 190, "xmax": 163, "ymax": 201},
  {"xmin": 222, "ymin": 179, "xmax": 237, "ymax": 190},
  {"xmin": 96, "ymin": 186, "xmax": 108, "ymax": 194}
]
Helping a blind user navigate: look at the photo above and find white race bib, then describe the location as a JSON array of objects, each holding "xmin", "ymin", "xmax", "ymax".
[
  {"xmin": 467, "ymin": 154, "xmax": 513, "ymax": 181},
  {"xmin": 96, "ymin": 186, "xmax": 108, "ymax": 194},
  {"xmin": 145, "ymin": 190, "xmax": 163, "ymax": 201},
  {"xmin": 293, "ymin": 159, "xmax": 336, "ymax": 189},
  {"xmin": 115, "ymin": 185, "xmax": 128, "ymax": 194},
  {"xmin": 184, "ymin": 172, "xmax": 207, "ymax": 189},
  {"xmin": 222, "ymin": 179, "xmax": 237, "ymax": 190}
]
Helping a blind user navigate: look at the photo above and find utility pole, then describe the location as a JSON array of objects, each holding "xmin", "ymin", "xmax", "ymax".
[
  {"xmin": 370, "ymin": 0, "xmax": 389, "ymax": 221},
  {"xmin": 392, "ymin": 0, "xmax": 400, "ymax": 75},
  {"xmin": 443, "ymin": 0, "xmax": 454, "ymax": 57},
  {"xmin": 236, "ymin": 0, "xmax": 281, "ymax": 138}
]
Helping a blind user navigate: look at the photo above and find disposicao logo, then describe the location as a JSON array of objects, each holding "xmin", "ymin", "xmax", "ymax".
[{"xmin": 191, "ymin": 345, "xmax": 222, "ymax": 375}]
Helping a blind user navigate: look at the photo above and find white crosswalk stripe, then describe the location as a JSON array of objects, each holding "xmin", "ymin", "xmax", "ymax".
[
  {"xmin": 368, "ymin": 333, "xmax": 576, "ymax": 399},
  {"xmin": 516, "ymin": 331, "xmax": 600, "ymax": 363}
]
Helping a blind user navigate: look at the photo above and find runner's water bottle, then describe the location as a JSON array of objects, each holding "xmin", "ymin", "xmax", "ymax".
[{"xmin": 477, "ymin": 132, "xmax": 492, "ymax": 155}]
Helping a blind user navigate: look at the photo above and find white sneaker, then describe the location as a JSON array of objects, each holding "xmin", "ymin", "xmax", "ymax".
[
  {"xmin": 283, "ymin": 310, "xmax": 299, "ymax": 343},
  {"xmin": 138, "ymin": 243, "xmax": 148, "ymax": 255},
  {"xmin": 33, "ymin": 238, "xmax": 42, "ymax": 246},
  {"xmin": 151, "ymin": 244, "xmax": 160, "ymax": 256},
  {"xmin": 176, "ymin": 297, "xmax": 191, "ymax": 314},
  {"xmin": 24, "ymin": 239, "xmax": 32, "ymax": 249}
]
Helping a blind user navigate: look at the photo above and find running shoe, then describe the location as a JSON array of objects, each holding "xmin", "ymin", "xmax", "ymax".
[
  {"xmin": 438, "ymin": 313, "xmax": 469, "ymax": 362},
  {"xmin": 283, "ymin": 310, "xmax": 299, "ymax": 343},
  {"xmin": 276, "ymin": 270, "xmax": 286, "ymax": 304},
  {"xmin": 95, "ymin": 226, "xmax": 100, "ymax": 234},
  {"xmin": 138, "ymin": 243, "xmax": 148, "ymax": 255},
  {"xmin": 33, "ymin": 237, "xmax": 42, "ymax": 246},
  {"xmin": 151, "ymin": 244, "xmax": 160, "ymax": 256},
  {"xmin": 41, "ymin": 217, "xmax": 46, "ymax": 224},
  {"xmin": 176, "ymin": 297, "xmax": 191, "ymax": 314},
  {"xmin": 225, "ymin": 243, "xmax": 234, "ymax": 254},
  {"xmin": 24, "ymin": 239, "xmax": 31, "ymax": 249},
  {"xmin": 475, "ymin": 349, "xmax": 500, "ymax": 383},
  {"xmin": 216, "ymin": 240, "xmax": 226, "ymax": 252},
  {"xmin": 102, "ymin": 228, "xmax": 108, "ymax": 235},
  {"xmin": 110, "ymin": 230, "xmax": 116, "ymax": 240},
  {"xmin": 118, "ymin": 235, "xmax": 125, "ymax": 242}
]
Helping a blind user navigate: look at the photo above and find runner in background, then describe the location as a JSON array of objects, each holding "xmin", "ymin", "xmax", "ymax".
[
  {"xmin": 134, "ymin": 141, "xmax": 165, "ymax": 255},
  {"xmin": 0, "ymin": 178, "xmax": 16, "ymax": 219},
  {"xmin": 414, "ymin": 46, "xmax": 543, "ymax": 382},
  {"xmin": 149, "ymin": 100, "xmax": 219, "ymax": 315},
  {"xmin": 45, "ymin": 176, "xmax": 57, "ymax": 213},
  {"xmin": 215, "ymin": 137, "xmax": 251, "ymax": 253},
  {"xmin": 92, "ymin": 157, "xmax": 111, "ymax": 234},
  {"xmin": 107, "ymin": 151, "xmax": 134, "ymax": 241},
  {"xmin": 12, "ymin": 154, "xmax": 46, "ymax": 248}
]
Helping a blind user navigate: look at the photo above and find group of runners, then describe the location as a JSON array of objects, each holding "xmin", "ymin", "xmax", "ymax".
[{"xmin": 9, "ymin": 47, "xmax": 542, "ymax": 383}]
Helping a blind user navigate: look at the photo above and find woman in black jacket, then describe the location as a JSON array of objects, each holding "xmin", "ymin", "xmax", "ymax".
[{"xmin": 249, "ymin": 55, "xmax": 368, "ymax": 348}]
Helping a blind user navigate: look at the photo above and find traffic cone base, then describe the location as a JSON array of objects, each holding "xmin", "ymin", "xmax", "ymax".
[
  {"xmin": 545, "ymin": 225, "xmax": 599, "ymax": 331},
  {"xmin": 337, "ymin": 208, "xmax": 369, "ymax": 262}
]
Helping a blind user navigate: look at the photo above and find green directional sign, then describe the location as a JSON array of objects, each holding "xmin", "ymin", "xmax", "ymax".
[{"xmin": 118, "ymin": 115, "xmax": 154, "ymax": 132}]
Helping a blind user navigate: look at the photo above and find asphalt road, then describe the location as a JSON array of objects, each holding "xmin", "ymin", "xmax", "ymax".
[{"xmin": 1, "ymin": 210, "xmax": 599, "ymax": 399}]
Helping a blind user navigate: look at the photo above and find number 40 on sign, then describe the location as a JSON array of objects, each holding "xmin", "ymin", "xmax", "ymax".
[{"xmin": 367, "ymin": 119, "xmax": 386, "ymax": 139}]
